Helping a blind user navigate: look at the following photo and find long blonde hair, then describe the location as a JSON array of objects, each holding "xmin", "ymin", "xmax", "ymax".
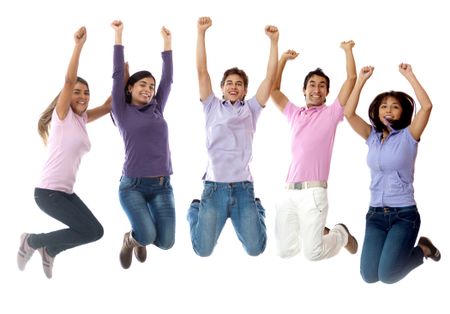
[{"xmin": 38, "ymin": 93, "xmax": 59, "ymax": 145}]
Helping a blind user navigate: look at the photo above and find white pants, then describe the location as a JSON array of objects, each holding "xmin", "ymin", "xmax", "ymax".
[{"xmin": 275, "ymin": 187, "xmax": 348, "ymax": 260}]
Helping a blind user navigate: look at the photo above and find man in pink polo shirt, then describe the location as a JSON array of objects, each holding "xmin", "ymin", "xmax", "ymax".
[{"xmin": 270, "ymin": 44, "xmax": 358, "ymax": 261}]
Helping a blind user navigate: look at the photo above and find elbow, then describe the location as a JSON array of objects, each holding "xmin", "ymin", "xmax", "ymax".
[
  {"xmin": 344, "ymin": 110, "xmax": 354, "ymax": 120},
  {"xmin": 348, "ymin": 75, "xmax": 357, "ymax": 85}
]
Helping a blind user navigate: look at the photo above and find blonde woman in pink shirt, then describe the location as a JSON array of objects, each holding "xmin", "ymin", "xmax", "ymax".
[
  {"xmin": 16, "ymin": 27, "xmax": 111, "ymax": 279},
  {"xmin": 270, "ymin": 44, "xmax": 358, "ymax": 261}
]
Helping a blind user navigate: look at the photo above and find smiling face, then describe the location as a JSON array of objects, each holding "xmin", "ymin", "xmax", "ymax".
[
  {"xmin": 70, "ymin": 82, "xmax": 90, "ymax": 115},
  {"xmin": 303, "ymin": 74, "xmax": 329, "ymax": 107},
  {"xmin": 221, "ymin": 73, "xmax": 247, "ymax": 104},
  {"xmin": 379, "ymin": 96, "xmax": 403, "ymax": 126},
  {"xmin": 128, "ymin": 77, "xmax": 156, "ymax": 106}
]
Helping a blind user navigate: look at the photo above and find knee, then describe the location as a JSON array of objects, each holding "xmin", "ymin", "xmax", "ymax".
[
  {"xmin": 86, "ymin": 223, "xmax": 104, "ymax": 243},
  {"xmin": 245, "ymin": 239, "xmax": 266, "ymax": 256},
  {"xmin": 158, "ymin": 238, "xmax": 175, "ymax": 250},
  {"xmin": 278, "ymin": 248, "xmax": 299, "ymax": 258},
  {"xmin": 360, "ymin": 268, "xmax": 379, "ymax": 284},
  {"xmin": 378, "ymin": 270, "xmax": 400, "ymax": 284},
  {"xmin": 194, "ymin": 246, "xmax": 214, "ymax": 257},
  {"xmin": 304, "ymin": 247, "xmax": 324, "ymax": 262}
]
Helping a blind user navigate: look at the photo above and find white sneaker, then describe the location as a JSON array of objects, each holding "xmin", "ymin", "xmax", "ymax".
[
  {"xmin": 37, "ymin": 247, "xmax": 55, "ymax": 279},
  {"xmin": 17, "ymin": 233, "xmax": 35, "ymax": 271}
]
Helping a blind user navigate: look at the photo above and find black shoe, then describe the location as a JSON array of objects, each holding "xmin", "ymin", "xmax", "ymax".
[
  {"xmin": 419, "ymin": 237, "xmax": 441, "ymax": 262},
  {"xmin": 191, "ymin": 199, "xmax": 200, "ymax": 204}
]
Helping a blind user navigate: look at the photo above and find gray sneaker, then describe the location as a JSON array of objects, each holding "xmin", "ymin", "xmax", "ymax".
[
  {"xmin": 37, "ymin": 247, "xmax": 54, "ymax": 279},
  {"xmin": 17, "ymin": 233, "xmax": 35, "ymax": 271}
]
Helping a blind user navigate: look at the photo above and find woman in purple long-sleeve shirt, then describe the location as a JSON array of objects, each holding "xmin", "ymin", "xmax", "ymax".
[{"xmin": 111, "ymin": 20, "xmax": 175, "ymax": 270}]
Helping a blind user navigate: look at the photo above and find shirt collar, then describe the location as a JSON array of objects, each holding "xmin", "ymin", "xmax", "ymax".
[{"xmin": 222, "ymin": 99, "xmax": 245, "ymax": 106}]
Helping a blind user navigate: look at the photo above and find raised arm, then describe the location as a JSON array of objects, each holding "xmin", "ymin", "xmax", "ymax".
[
  {"xmin": 401, "ymin": 63, "xmax": 433, "ymax": 140},
  {"xmin": 86, "ymin": 96, "xmax": 112, "ymax": 123},
  {"xmin": 196, "ymin": 17, "xmax": 213, "ymax": 102},
  {"xmin": 270, "ymin": 50, "xmax": 298, "ymax": 112},
  {"xmin": 162, "ymin": 26, "xmax": 171, "ymax": 51},
  {"xmin": 55, "ymin": 26, "xmax": 87, "ymax": 120},
  {"xmin": 112, "ymin": 20, "xmax": 123, "ymax": 45},
  {"xmin": 157, "ymin": 26, "xmax": 173, "ymax": 111},
  {"xmin": 344, "ymin": 66, "xmax": 374, "ymax": 140},
  {"xmin": 255, "ymin": 25, "xmax": 279, "ymax": 107},
  {"xmin": 337, "ymin": 40, "xmax": 357, "ymax": 106}
]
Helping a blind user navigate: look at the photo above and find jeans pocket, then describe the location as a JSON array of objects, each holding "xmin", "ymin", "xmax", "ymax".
[
  {"xmin": 201, "ymin": 184, "xmax": 214, "ymax": 199},
  {"xmin": 119, "ymin": 177, "xmax": 137, "ymax": 191},
  {"xmin": 397, "ymin": 209, "xmax": 420, "ymax": 228}
]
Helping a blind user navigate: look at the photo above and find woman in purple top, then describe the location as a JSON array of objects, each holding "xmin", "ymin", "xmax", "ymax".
[
  {"xmin": 111, "ymin": 20, "xmax": 175, "ymax": 269},
  {"xmin": 17, "ymin": 27, "xmax": 111, "ymax": 279},
  {"xmin": 187, "ymin": 17, "xmax": 279, "ymax": 257},
  {"xmin": 345, "ymin": 63, "xmax": 441, "ymax": 284}
]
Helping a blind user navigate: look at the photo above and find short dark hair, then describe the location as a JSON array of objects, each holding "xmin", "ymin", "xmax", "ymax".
[
  {"xmin": 368, "ymin": 91, "xmax": 415, "ymax": 132},
  {"xmin": 220, "ymin": 67, "xmax": 249, "ymax": 89},
  {"xmin": 125, "ymin": 71, "xmax": 155, "ymax": 104},
  {"xmin": 303, "ymin": 68, "xmax": 330, "ymax": 92}
]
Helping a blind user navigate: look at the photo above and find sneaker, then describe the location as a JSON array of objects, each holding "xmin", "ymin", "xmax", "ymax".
[
  {"xmin": 17, "ymin": 233, "xmax": 35, "ymax": 271},
  {"xmin": 337, "ymin": 223, "xmax": 358, "ymax": 254},
  {"xmin": 37, "ymin": 247, "xmax": 54, "ymax": 279},
  {"xmin": 418, "ymin": 237, "xmax": 441, "ymax": 262}
]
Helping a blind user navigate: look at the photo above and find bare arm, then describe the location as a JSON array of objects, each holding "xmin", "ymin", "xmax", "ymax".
[
  {"xmin": 344, "ymin": 66, "xmax": 374, "ymax": 140},
  {"xmin": 255, "ymin": 25, "xmax": 279, "ymax": 107},
  {"xmin": 112, "ymin": 20, "xmax": 123, "ymax": 45},
  {"xmin": 196, "ymin": 17, "xmax": 213, "ymax": 102},
  {"xmin": 161, "ymin": 26, "xmax": 172, "ymax": 51},
  {"xmin": 86, "ymin": 96, "xmax": 112, "ymax": 123},
  {"xmin": 401, "ymin": 63, "xmax": 433, "ymax": 140},
  {"xmin": 337, "ymin": 40, "xmax": 357, "ymax": 106},
  {"xmin": 270, "ymin": 50, "xmax": 297, "ymax": 112},
  {"xmin": 55, "ymin": 27, "xmax": 87, "ymax": 120}
]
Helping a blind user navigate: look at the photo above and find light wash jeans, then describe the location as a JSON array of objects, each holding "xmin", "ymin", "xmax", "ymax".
[
  {"xmin": 187, "ymin": 181, "xmax": 266, "ymax": 257},
  {"xmin": 119, "ymin": 176, "xmax": 175, "ymax": 249},
  {"xmin": 360, "ymin": 205, "xmax": 423, "ymax": 284},
  {"xmin": 29, "ymin": 188, "xmax": 104, "ymax": 257},
  {"xmin": 275, "ymin": 187, "xmax": 347, "ymax": 260}
]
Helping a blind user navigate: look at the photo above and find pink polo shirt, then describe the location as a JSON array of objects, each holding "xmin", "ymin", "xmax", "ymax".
[
  {"xmin": 37, "ymin": 108, "xmax": 91, "ymax": 194},
  {"xmin": 284, "ymin": 99, "xmax": 343, "ymax": 183}
]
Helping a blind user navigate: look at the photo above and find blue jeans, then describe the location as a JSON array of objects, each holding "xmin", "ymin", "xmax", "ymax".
[
  {"xmin": 187, "ymin": 181, "xmax": 266, "ymax": 257},
  {"xmin": 360, "ymin": 205, "xmax": 424, "ymax": 284},
  {"xmin": 29, "ymin": 188, "xmax": 104, "ymax": 257},
  {"xmin": 119, "ymin": 176, "xmax": 175, "ymax": 249}
]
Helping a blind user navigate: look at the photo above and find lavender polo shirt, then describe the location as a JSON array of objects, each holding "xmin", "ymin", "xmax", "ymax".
[
  {"xmin": 202, "ymin": 93, "xmax": 262, "ymax": 182},
  {"xmin": 366, "ymin": 127, "xmax": 417, "ymax": 207},
  {"xmin": 38, "ymin": 108, "xmax": 91, "ymax": 194},
  {"xmin": 112, "ymin": 45, "xmax": 173, "ymax": 177},
  {"xmin": 284, "ymin": 99, "xmax": 344, "ymax": 183}
]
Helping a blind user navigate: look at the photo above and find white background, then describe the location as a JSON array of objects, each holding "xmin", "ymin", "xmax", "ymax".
[{"xmin": 1, "ymin": 0, "xmax": 448, "ymax": 313}]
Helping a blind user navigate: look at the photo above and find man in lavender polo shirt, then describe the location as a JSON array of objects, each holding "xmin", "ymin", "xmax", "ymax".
[
  {"xmin": 187, "ymin": 16, "xmax": 278, "ymax": 257},
  {"xmin": 270, "ymin": 44, "xmax": 358, "ymax": 261}
]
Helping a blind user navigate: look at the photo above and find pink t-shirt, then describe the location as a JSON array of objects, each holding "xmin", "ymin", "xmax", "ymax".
[
  {"xmin": 37, "ymin": 108, "xmax": 91, "ymax": 193},
  {"xmin": 284, "ymin": 99, "xmax": 343, "ymax": 183}
]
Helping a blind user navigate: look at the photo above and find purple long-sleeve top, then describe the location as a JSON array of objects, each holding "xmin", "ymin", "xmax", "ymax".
[{"xmin": 112, "ymin": 45, "xmax": 173, "ymax": 177}]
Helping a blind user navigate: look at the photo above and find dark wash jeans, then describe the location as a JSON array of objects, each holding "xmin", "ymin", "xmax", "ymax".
[
  {"xmin": 360, "ymin": 205, "xmax": 424, "ymax": 284},
  {"xmin": 29, "ymin": 188, "xmax": 104, "ymax": 257}
]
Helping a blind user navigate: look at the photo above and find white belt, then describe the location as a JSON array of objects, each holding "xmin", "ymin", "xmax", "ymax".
[{"xmin": 286, "ymin": 181, "xmax": 327, "ymax": 190}]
